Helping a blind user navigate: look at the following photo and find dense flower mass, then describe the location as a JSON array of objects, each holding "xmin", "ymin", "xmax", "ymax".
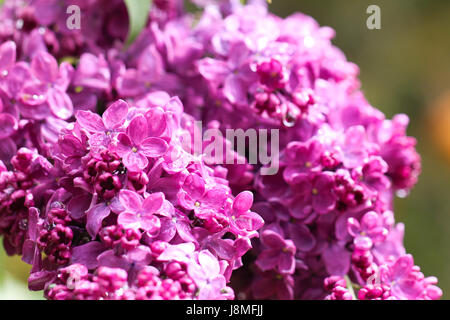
[
  {"xmin": 2, "ymin": 95, "xmax": 263, "ymax": 299},
  {"xmin": 0, "ymin": 0, "xmax": 442, "ymax": 300}
]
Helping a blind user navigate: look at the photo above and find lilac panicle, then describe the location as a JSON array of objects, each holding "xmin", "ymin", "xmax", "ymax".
[
  {"xmin": 150, "ymin": 0, "xmax": 435, "ymax": 300},
  {"xmin": 0, "ymin": 0, "xmax": 440, "ymax": 301}
]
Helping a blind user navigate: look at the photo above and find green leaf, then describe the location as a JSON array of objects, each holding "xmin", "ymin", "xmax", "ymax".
[{"xmin": 124, "ymin": 0, "xmax": 152, "ymax": 48}]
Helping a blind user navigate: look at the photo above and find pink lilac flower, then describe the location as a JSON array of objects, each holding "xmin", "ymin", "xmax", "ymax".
[
  {"xmin": 187, "ymin": 250, "xmax": 234, "ymax": 299},
  {"xmin": 197, "ymin": 41, "xmax": 257, "ymax": 105},
  {"xmin": 117, "ymin": 189, "xmax": 163, "ymax": 234},
  {"xmin": 0, "ymin": 111, "xmax": 17, "ymax": 139},
  {"xmin": 115, "ymin": 115, "xmax": 169, "ymax": 171},
  {"xmin": 22, "ymin": 51, "xmax": 74, "ymax": 120},
  {"xmin": 0, "ymin": 0, "xmax": 440, "ymax": 301},
  {"xmin": 116, "ymin": 45, "xmax": 180, "ymax": 98},
  {"xmin": 347, "ymin": 211, "xmax": 389, "ymax": 251},
  {"xmin": 76, "ymin": 99, "xmax": 128, "ymax": 152},
  {"xmin": 0, "ymin": 41, "xmax": 16, "ymax": 91},
  {"xmin": 227, "ymin": 190, "xmax": 264, "ymax": 237},
  {"xmin": 255, "ymin": 229, "xmax": 296, "ymax": 275},
  {"xmin": 153, "ymin": 0, "xmax": 438, "ymax": 300},
  {"xmin": 2, "ymin": 90, "xmax": 262, "ymax": 300}
]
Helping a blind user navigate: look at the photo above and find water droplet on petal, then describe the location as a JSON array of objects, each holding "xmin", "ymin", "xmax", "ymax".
[
  {"xmin": 15, "ymin": 19, "xmax": 24, "ymax": 30},
  {"xmin": 50, "ymin": 201, "xmax": 65, "ymax": 209},
  {"xmin": 19, "ymin": 219, "xmax": 28, "ymax": 231},
  {"xmin": 396, "ymin": 189, "xmax": 409, "ymax": 198},
  {"xmin": 282, "ymin": 112, "xmax": 297, "ymax": 128}
]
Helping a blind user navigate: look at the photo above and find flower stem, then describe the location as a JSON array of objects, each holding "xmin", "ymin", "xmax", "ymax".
[{"xmin": 344, "ymin": 275, "xmax": 357, "ymax": 300}]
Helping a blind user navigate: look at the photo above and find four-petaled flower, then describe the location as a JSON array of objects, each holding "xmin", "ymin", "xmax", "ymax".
[
  {"xmin": 22, "ymin": 51, "xmax": 74, "ymax": 120},
  {"xmin": 115, "ymin": 115, "xmax": 169, "ymax": 171},
  {"xmin": 118, "ymin": 189, "xmax": 163, "ymax": 234},
  {"xmin": 255, "ymin": 229, "xmax": 296, "ymax": 275},
  {"xmin": 76, "ymin": 99, "xmax": 129, "ymax": 151},
  {"xmin": 228, "ymin": 191, "xmax": 264, "ymax": 237}
]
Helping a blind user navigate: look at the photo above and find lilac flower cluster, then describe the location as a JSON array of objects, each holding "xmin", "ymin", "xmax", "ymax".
[
  {"xmin": 0, "ymin": 0, "xmax": 442, "ymax": 300},
  {"xmin": 2, "ymin": 95, "xmax": 262, "ymax": 299},
  {"xmin": 153, "ymin": 1, "xmax": 438, "ymax": 299},
  {"xmin": 0, "ymin": 0, "xmax": 131, "ymax": 60},
  {"xmin": 0, "ymin": 0, "xmax": 262, "ymax": 299}
]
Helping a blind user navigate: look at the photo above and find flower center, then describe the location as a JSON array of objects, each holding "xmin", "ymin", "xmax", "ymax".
[
  {"xmin": 131, "ymin": 147, "xmax": 138, "ymax": 153},
  {"xmin": 312, "ymin": 188, "xmax": 318, "ymax": 195}
]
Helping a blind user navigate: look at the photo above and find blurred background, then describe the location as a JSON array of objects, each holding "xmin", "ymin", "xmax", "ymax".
[{"xmin": 0, "ymin": 0, "xmax": 449, "ymax": 299}]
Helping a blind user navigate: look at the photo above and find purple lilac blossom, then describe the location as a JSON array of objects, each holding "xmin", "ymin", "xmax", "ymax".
[
  {"xmin": 148, "ymin": 0, "xmax": 437, "ymax": 300},
  {"xmin": 0, "ymin": 0, "xmax": 441, "ymax": 300}
]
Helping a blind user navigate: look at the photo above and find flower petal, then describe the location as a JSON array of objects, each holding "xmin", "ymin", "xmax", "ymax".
[
  {"xmin": 127, "ymin": 115, "xmax": 148, "ymax": 145},
  {"xmin": 0, "ymin": 41, "xmax": 16, "ymax": 70},
  {"xmin": 278, "ymin": 253, "xmax": 295, "ymax": 274},
  {"xmin": 103, "ymin": 99, "xmax": 128, "ymax": 130},
  {"xmin": 31, "ymin": 51, "xmax": 59, "ymax": 83},
  {"xmin": 255, "ymin": 250, "xmax": 279, "ymax": 271},
  {"xmin": 119, "ymin": 189, "xmax": 142, "ymax": 212},
  {"xmin": 197, "ymin": 58, "xmax": 229, "ymax": 82},
  {"xmin": 198, "ymin": 250, "xmax": 220, "ymax": 277},
  {"xmin": 117, "ymin": 211, "xmax": 140, "ymax": 230},
  {"xmin": 235, "ymin": 212, "xmax": 264, "ymax": 232},
  {"xmin": 145, "ymin": 107, "xmax": 166, "ymax": 137},
  {"xmin": 156, "ymin": 218, "xmax": 176, "ymax": 242},
  {"xmin": 86, "ymin": 203, "xmax": 111, "ymax": 237},
  {"xmin": 142, "ymin": 192, "xmax": 165, "ymax": 214},
  {"xmin": 223, "ymin": 75, "xmax": 247, "ymax": 104},
  {"xmin": 5, "ymin": 63, "xmax": 31, "ymax": 97},
  {"xmin": 123, "ymin": 151, "xmax": 149, "ymax": 171},
  {"xmin": 288, "ymin": 224, "xmax": 316, "ymax": 252},
  {"xmin": 233, "ymin": 191, "xmax": 253, "ymax": 213},
  {"xmin": 76, "ymin": 110, "xmax": 105, "ymax": 132},
  {"xmin": 115, "ymin": 133, "xmax": 132, "ymax": 156},
  {"xmin": 261, "ymin": 230, "xmax": 285, "ymax": 249},
  {"xmin": 71, "ymin": 241, "xmax": 105, "ymax": 269},
  {"xmin": 115, "ymin": 69, "xmax": 146, "ymax": 97},
  {"xmin": 47, "ymin": 89, "xmax": 73, "ymax": 120},
  {"xmin": 67, "ymin": 194, "xmax": 92, "ymax": 220},
  {"xmin": 140, "ymin": 214, "xmax": 161, "ymax": 234},
  {"xmin": 19, "ymin": 82, "xmax": 47, "ymax": 106},
  {"xmin": 322, "ymin": 243, "xmax": 350, "ymax": 276},
  {"xmin": 58, "ymin": 134, "xmax": 84, "ymax": 157},
  {"xmin": 0, "ymin": 113, "xmax": 16, "ymax": 139},
  {"xmin": 140, "ymin": 137, "xmax": 168, "ymax": 158},
  {"xmin": 175, "ymin": 220, "xmax": 197, "ymax": 243},
  {"xmin": 0, "ymin": 138, "xmax": 17, "ymax": 164}
]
